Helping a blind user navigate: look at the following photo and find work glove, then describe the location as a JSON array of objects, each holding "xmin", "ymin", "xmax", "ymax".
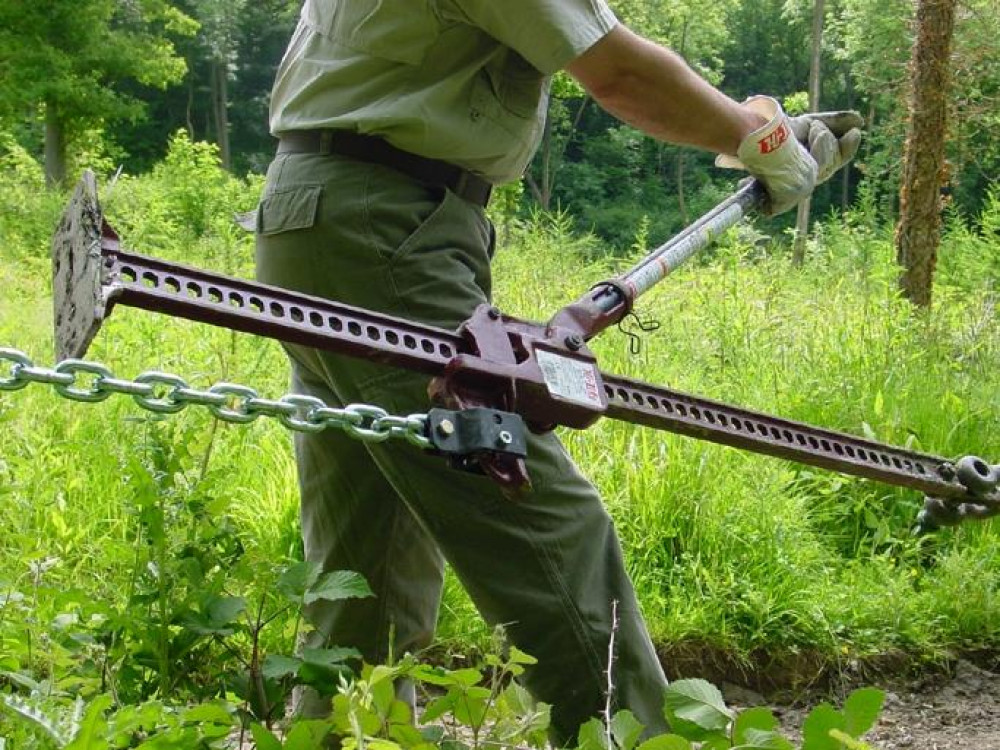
[{"xmin": 716, "ymin": 96, "xmax": 864, "ymax": 216}]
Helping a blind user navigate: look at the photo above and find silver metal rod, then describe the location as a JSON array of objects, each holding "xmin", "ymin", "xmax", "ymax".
[{"xmin": 596, "ymin": 180, "xmax": 766, "ymax": 313}]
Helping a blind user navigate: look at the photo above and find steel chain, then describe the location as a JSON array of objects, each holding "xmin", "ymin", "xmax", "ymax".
[{"xmin": 0, "ymin": 348, "xmax": 431, "ymax": 449}]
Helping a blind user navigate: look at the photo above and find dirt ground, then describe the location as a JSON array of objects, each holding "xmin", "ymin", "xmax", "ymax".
[{"xmin": 724, "ymin": 660, "xmax": 1000, "ymax": 749}]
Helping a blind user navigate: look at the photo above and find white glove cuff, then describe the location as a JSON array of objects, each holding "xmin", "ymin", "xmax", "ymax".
[
  {"xmin": 716, "ymin": 96, "xmax": 788, "ymax": 171},
  {"xmin": 716, "ymin": 95, "xmax": 817, "ymax": 215}
]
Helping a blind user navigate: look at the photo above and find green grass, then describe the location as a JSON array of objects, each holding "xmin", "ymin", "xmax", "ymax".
[{"xmin": 1, "ymin": 142, "xmax": 998, "ymax": 695}]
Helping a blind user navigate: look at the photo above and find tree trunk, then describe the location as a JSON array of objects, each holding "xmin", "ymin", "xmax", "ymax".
[
  {"xmin": 676, "ymin": 150, "xmax": 688, "ymax": 225},
  {"xmin": 675, "ymin": 18, "xmax": 689, "ymax": 225},
  {"xmin": 44, "ymin": 99, "xmax": 67, "ymax": 188},
  {"xmin": 841, "ymin": 63, "xmax": 855, "ymax": 212},
  {"xmin": 792, "ymin": 0, "xmax": 825, "ymax": 266},
  {"xmin": 525, "ymin": 104, "xmax": 553, "ymax": 210},
  {"xmin": 211, "ymin": 61, "xmax": 232, "ymax": 171},
  {"xmin": 896, "ymin": 0, "xmax": 956, "ymax": 308}
]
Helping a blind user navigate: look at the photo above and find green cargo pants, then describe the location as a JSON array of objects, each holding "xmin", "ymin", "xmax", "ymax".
[{"xmin": 254, "ymin": 151, "xmax": 668, "ymax": 744}]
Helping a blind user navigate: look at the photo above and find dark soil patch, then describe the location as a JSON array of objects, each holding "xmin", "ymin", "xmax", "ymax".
[
  {"xmin": 718, "ymin": 660, "xmax": 1000, "ymax": 749},
  {"xmin": 662, "ymin": 644, "xmax": 1000, "ymax": 748}
]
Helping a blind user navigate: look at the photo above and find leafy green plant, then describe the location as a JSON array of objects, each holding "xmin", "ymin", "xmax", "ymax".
[{"xmin": 576, "ymin": 680, "xmax": 883, "ymax": 750}]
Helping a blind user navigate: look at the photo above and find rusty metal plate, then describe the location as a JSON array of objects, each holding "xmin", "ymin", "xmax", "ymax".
[{"xmin": 52, "ymin": 171, "xmax": 108, "ymax": 361}]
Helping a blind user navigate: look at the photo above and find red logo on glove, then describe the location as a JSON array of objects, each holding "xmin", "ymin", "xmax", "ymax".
[{"xmin": 759, "ymin": 123, "xmax": 789, "ymax": 155}]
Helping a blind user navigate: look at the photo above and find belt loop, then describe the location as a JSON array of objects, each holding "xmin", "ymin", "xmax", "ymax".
[
  {"xmin": 319, "ymin": 130, "xmax": 334, "ymax": 155},
  {"xmin": 454, "ymin": 171, "xmax": 469, "ymax": 196}
]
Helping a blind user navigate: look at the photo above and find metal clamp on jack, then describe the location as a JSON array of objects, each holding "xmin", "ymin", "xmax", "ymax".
[{"xmin": 426, "ymin": 407, "xmax": 528, "ymax": 475}]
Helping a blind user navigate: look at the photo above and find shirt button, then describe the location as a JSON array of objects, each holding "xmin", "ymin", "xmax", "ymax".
[{"xmin": 470, "ymin": 108, "xmax": 481, "ymax": 122}]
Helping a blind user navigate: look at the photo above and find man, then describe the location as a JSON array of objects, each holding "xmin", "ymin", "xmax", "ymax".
[{"xmin": 255, "ymin": 1, "xmax": 860, "ymax": 743}]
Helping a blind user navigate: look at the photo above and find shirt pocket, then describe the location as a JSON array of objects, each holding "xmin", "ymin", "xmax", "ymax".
[
  {"xmin": 256, "ymin": 185, "xmax": 323, "ymax": 236},
  {"xmin": 476, "ymin": 49, "xmax": 547, "ymax": 121},
  {"xmin": 303, "ymin": 0, "xmax": 437, "ymax": 66}
]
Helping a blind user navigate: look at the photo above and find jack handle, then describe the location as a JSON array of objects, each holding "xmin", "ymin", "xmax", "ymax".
[{"xmin": 547, "ymin": 110, "xmax": 865, "ymax": 342}]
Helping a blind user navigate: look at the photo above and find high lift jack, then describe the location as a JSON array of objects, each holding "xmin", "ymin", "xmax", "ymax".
[{"xmin": 52, "ymin": 170, "xmax": 999, "ymax": 533}]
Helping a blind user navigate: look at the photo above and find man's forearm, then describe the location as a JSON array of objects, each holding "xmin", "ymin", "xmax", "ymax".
[{"xmin": 565, "ymin": 25, "xmax": 764, "ymax": 156}]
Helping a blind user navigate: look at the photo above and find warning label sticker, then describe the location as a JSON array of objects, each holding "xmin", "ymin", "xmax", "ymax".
[{"xmin": 536, "ymin": 349, "xmax": 603, "ymax": 408}]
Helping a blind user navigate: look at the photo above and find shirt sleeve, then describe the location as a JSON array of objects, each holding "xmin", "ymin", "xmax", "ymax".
[{"xmin": 444, "ymin": 0, "xmax": 619, "ymax": 75}]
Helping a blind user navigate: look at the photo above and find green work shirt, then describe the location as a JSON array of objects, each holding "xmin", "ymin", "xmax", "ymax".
[{"xmin": 269, "ymin": 0, "xmax": 619, "ymax": 185}]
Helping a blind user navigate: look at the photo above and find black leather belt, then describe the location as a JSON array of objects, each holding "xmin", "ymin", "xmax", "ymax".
[{"xmin": 276, "ymin": 130, "xmax": 492, "ymax": 207}]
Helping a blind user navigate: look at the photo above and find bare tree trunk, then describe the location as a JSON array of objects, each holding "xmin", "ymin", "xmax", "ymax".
[
  {"xmin": 186, "ymin": 78, "xmax": 196, "ymax": 139},
  {"xmin": 674, "ymin": 18, "xmax": 689, "ymax": 225},
  {"xmin": 44, "ymin": 99, "xmax": 67, "ymax": 188},
  {"xmin": 841, "ymin": 64, "xmax": 855, "ymax": 212},
  {"xmin": 525, "ymin": 103, "xmax": 554, "ymax": 210},
  {"xmin": 792, "ymin": 0, "xmax": 825, "ymax": 266},
  {"xmin": 539, "ymin": 111, "xmax": 553, "ymax": 210},
  {"xmin": 525, "ymin": 95, "xmax": 592, "ymax": 211},
  {"xmin": 896, "ymin": 0, "xmax": 956, "ymax": 308},
  {"xmin": 676, "ymin": 150, "xmax": 688, "ymax": 225},
  {"xmin": 211, "ymin": 61, "xmax": 232, "ymax": 171}
]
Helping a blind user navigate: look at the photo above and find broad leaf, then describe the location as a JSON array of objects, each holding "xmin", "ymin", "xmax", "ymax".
[
  {"xmin": 699, "ymin": 737, "xmax": 731, "ymax": 750},
  {"xmin": 734, "ymin": 707, "xmax": 779, "ymax": 743},
  {"xmin": 283, "ymin": 720, "xmax": 333, "ymax": 750},
  {"xmin": 304, "ymin": 570, "xmax": 373, "ymax": 605},
  {"xmin": 388, "ymin": 722, "xmax": 426, "ymax": 747},
  {"xmin": 577, "ymin": 717, "xmax": 610, "ymax": 750},
  {"xmin": 612, "ymin": 709, "xmax": 645, "ymax": 750},
  {"xmin": 843, "ymin": 688, "xmax": 885, "ymax": 737},
  {"xmin": 249, "ymin": 723, "xmax": 282, "ymax": 750},
  {"xmin": 295, "ymin": 647, "xmax": 358, "ymax": 690},
  {"xmin": 635, "ymin": 735, "xmax": 693, "ymax": 750},
  {"xmin": 206, "ymin": 595, "xmax": 246, "ymax": 627},
  {"xmin": 302, "ymin": 646, "xmax": 362, "ymax": 666},
  {"xmin": 801, "ymin": 704, "xmax": 846, "ymax": 750},
  {"xmin": 366, "ymin": 740, "xmax": 404, "ymax": 750},
  {"xmin": 369, "ymin": 665, "xmax": 396, "ymax": 715},
  {"xmin": 410, "ymin": 664, "xmax": 454, "ymax": 686},
  {"xmin": 663, "ymin": 679, "xmax": 732, "ymax": 735},
  {"xmin": 181, "ymin": 702, "xmax": 233, "ymax": 726},
  {"xmin": 277, "ymin": 561, "xmax": 322, "ymax": 601},
  {"xmin": 261, "ymin": 654, "xmax": 302, "ymax": 681},
  {"xmin": 444, "ymin": 667, "xmax": 483, "ymax": 687},
  {"xmin": 184, "ymin": 595, "xmax": 247, "ymax": 635},
  {"xmin": 508, "ymin": 646, "xmax": 538, "ymax": 665},
  {"xmin": 420, "ymin": 725, "xmax": 446, "ymax": 743},
  {"xmin": 733, "ymin": 727, "xmax": 795, "ymax": 749},
  {"xmin": 452, "ymin": 685, "xmax": 491, "ymax": 727},
  {"xmin": 421, "ymin": 694, "xmax": 456, "ymax": 723}
]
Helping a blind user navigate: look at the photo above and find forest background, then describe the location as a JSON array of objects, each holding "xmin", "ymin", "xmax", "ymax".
[
  {"xmin": 0, "ymin": 0, "xmax": 999, "ymax": 748},
  {"xmin": 0, "ymin": 0, "xmax": 997, "ymax": 246}
]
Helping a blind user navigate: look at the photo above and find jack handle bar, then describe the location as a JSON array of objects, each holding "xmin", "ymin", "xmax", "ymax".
[{"xmin": 548, "ymin": 110, "xmax": 864, "ymax": 341}]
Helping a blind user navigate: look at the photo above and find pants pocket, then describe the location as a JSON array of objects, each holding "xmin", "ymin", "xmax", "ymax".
[
  {"xmin": 361, "ymin": 173, "xmax": 449, "ymax": 265},
  {"xmin": 256, "ymin": 185, "xmax": 323, "ymax": 236}
]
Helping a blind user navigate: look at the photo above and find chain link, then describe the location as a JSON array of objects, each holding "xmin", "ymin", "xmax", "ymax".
[{"xmin": 0, "ymin": 348, "xmax": 431, "ymax": 449}]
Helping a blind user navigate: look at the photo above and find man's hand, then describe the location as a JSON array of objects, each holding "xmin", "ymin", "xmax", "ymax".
[{"xmin": 716, "ymin": 96, "xmax": 863, "ymax": 216}]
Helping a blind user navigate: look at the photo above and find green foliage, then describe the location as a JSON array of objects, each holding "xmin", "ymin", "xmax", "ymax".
[
  {"xmin": 0, "ymin": 0, "xmax": 196, "ymax": 176},
  {"xmin": 569, "ymin": 681, "xmax": 882, "ymax": 750},
  {"xmin": 0, "ymin": 147, "xmax": 998, "ymax": 748},
  {"xmin": 838, "ymin": 0, "xmax": 1000, "ymax": 218},
  {"xmin": 0, "ymin": 135, "xmax": 64, "ymax": 262}
]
